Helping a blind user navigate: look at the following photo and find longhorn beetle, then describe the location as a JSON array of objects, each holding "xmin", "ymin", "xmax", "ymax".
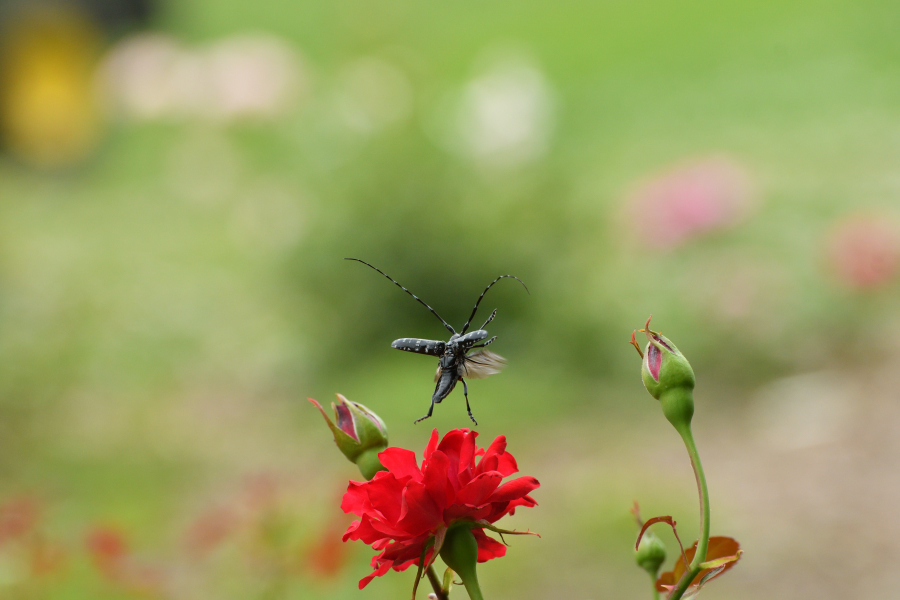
[{"xmin": 346, "ymin": 258, "xmax": 528, "ymax": 425}]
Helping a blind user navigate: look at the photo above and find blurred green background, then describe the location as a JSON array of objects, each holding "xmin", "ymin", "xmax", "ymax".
[{"xmin": 1, "ymin": 0, "xmax": 899, "ymax": 598}]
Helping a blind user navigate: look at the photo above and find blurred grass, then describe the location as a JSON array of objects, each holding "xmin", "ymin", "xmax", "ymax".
[{"xmin": 1, "ymin": 0, "xmax": 899, "ymax": 597}]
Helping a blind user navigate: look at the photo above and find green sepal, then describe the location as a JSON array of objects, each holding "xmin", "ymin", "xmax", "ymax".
[
  {"xmin": 309, "ymin": 394, "xmax": 388, "ymax": 471},
  {"xmin": 356, "ymin": 447, "xmax": 387, "ymax": 481},
  {"xmin": 439, "ymin": 525, "xmax": 484, "ymax": 600}
]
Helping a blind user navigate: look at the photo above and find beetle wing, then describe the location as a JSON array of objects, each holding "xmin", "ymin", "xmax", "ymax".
[
  {"xmin": 434, "ymin": 365, "xmax": 442, "ymax": 383},
  {"xmin": 392, "ymin": 338, "xmax": 446, "ymax": 356},
  {"xmin": 461, "ymin": 350, "xmax": 506, "ymax": 380}
]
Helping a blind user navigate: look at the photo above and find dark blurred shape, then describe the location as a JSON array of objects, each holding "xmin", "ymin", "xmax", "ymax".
[
  {"xmin": 0, "ymin": 0, "xmax": 157, "ymax": 168},
  {"xmin": 0, "ymin": 0, "xmax": 155, "ymax": 31}
]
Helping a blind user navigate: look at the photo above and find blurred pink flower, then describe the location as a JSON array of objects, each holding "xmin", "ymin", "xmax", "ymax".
[
  {"xmin": 86, "ymin": 525, "xmax": 167, "ymax": 595},
  {"xmin": 624, "ymin": 157, "xmax": 753, "ymax": 249},
  {"xmin": 183, "ymin": 506, "xmax": 239, "ymax": 558},
  {"xmin": 97, "ymin": 33, "xmax": 305, "ymax": 122},
  {"xmin": 827, "ymin": 216, "xmax": 900, "ymax": 289}
]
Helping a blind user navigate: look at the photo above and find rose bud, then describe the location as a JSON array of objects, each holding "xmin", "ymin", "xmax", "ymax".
[
  {"xmin": 630, "ymin": 317, "xmax": 696, "ymax": 432},
  {"xmin": 308, "ymin": 394, "xmax": 388, "ymax": 480},
  {"xmin": 635, "ymin": 530, "xmax": 667, "ymax": 578}
]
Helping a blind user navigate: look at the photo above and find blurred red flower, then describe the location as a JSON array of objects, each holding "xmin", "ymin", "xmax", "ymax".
[
  {"xmin": 86, "ymin": 525, "xmax": 130, "ymax": 577},
  {"xmin": 827, "ymin": 216, "xmax": 900, "ymax": 289},
  {"xmin": 306, "ymin": 514, "xmax": 353, "ymax": 579},
  {"xmin": 0, "ymin": 495, "xmax": 41, "ymax": 543},
  {"xmin": 341, "ymin": 428, "xmax": 539, "ymax": 589}
]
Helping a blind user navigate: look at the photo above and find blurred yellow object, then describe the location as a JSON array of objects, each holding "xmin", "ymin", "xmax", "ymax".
[{"xmin": 0, "ymin": 8, "xmax": 102, "ymax": 169}]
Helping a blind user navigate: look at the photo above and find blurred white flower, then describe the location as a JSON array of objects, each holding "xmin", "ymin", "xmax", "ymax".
[
  {"xmin": 460, "ymin": 54, "xmax": 554, "ymax": 166},
  {"xmin": 205, "ymin": 35, "xmax": 305, "ymax": 121},
  {"xmin": 95, "ymin": 33, "xmax": 186, "ymax": 119},
  {"xmin": 334, "ymin": 57, "xmax": 412, "ymax": 134},
  {"xmin": 435, "ymin": 51, "xmax": 555, "ymax": 168},
  {"xmin": 97, "ymin": 33, "xmax": 306, "ymax": 122}
]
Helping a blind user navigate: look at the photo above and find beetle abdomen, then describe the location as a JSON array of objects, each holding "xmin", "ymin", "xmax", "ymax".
[{"xmin": 433, "ymin": 368, "xmax": 458, "ymax": 404}]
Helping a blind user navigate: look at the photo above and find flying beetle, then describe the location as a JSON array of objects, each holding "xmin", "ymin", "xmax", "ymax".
[{"xmin": 346, "ymin": 258, "xmax": 528, "ymax": 425}]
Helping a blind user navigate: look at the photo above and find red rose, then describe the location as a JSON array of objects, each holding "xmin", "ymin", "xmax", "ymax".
[{"xmin": 340, "ymin": 428, "xmax": 539, "ymax": 589}]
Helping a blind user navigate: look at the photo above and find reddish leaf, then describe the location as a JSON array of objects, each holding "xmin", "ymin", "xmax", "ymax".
[{"xmin": 656, "ymin": 536, "xmax": 742, "ymax": 593}]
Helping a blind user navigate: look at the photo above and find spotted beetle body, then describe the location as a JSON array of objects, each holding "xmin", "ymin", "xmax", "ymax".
[{"xmin": 347, "ymin": 258, "xmax": 527, "ymax": 425}]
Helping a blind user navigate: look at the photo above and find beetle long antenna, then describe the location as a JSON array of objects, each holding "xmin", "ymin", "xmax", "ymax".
[
  {"xmin": 345, "ymin": 258, "xmax": 456, "ymax": 334},
  {"xmin": 460, "ymin": 275, "xmax": 529, "ymax": 334}
]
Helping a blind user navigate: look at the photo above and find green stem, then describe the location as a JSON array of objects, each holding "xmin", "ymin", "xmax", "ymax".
[
  {"xmin": 649, "ymin": 572, "xmax": 660, "ymax": 600},
  {"xmin": 461, "ymin": 572, "xmax": 485, "ymax": 600},
  {"xmin": 440, "ymin": 526, "xmax": 486, "ymax": 600},
  {"xmin": 426, "ymin": 565, "xmax": 450, "ymax": 600},
  {"xmin": 669, "ymin": 424, "xmax": 710, "ymax": 600}
]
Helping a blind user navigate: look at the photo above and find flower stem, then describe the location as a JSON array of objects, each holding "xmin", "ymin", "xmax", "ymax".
[
  {"xmin": 426, "ymin": 565, "xmax": 449, "ymax": 600},
  {"xmin": 440, "ymin": 526, "xmax": 486, "ymax": 600},
  {"xmin": 649, "ymin": 572, "xmax": 660, "ymax": 600},
  {"xmin": 669, "ymin": 424, "xmax": 710, "ymax": 600},
  {"xmin": 461, "ymin": 572, "xmax": 485, "ymax": 600}
]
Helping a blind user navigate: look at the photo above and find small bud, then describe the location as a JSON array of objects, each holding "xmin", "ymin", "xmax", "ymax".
[
  {"xmin": 634, "ymin": 317, "xmax": 696, "ymax": 431},
  {"xmin": 309, "ymin": 394, "xmax": 388, "ymax": 480},
  {"xmin": 635, "ymin": 531, "xmax": 667, "ymax": 577}
]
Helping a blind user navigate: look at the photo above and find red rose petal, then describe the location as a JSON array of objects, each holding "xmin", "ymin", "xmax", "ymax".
[
  {"xmin": 378, "ymin": 448, "xmax": 421, "ymax": 482},
  {"xmin": 343, "ymin": 515, "xmax": 389, "ymax": 545},
  {"xmin": 436, "ymin": 429, "xmax": 467, "ymax": 459},
  {"xmin": 489, "ymin": 476, "xmax": 540, "ymax": 503},
  {"xmin": 457, "ymin": 472, "xmax": 503, "ymax": 507},
  {"xmin": 397, "ymin": 482, "xmax": 442, "ymax": 536},
  {"xmin": 472, "ymin": 528, "xmax": 507, "ymax": 562},
  {"xmin": 363, "ymin": 475, "xmax": 406, "ymax": 525},
  {"xmin": 647, "ymin": 344, "xmax": 661, "ymax": 381},
  {"xmin": 341, "ymin": 481, "xmax": 372, "ymax": 515},
  {"xmin": 422, "ymin": 451, "xmax": 453, "ymax": 508},
  {"xmin": 423, "ymin": 429, "xmax": 440, "ymax": 460},
  {"xmin": 495, "ymin": 452, "xmax": 519, "ymax": 477},
  {"xmin": 358, "ymin": 561, "xmax": 391, "ymax": 589},
  {"xmin": 341, "ymin": 428, "xmax": 538, "ymax": 590},
  {"xmin": 458, "ymin": 431, "xmax": 478, "ymax": 478}
]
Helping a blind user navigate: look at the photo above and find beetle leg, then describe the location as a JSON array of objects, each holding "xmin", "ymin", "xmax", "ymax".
[
  {"xmin": 471, "ymin": 336, "xmax": 497, "ymax": 349},
  {"xmin": 461, "ymin": 378, "xmax": 478, "ymax": 426},
  {"xmin": 413, "ymin": 402, "xmax": 434, "ymax": 424},
  {"xmin": 415, "ymin": 379, "xmax": 441, "ymax": 424}
]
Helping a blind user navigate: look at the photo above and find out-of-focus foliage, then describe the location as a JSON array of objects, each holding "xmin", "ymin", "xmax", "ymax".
[{"xmin": 1, "ymin": 0, "xmax": 899, "ymax": 598}]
